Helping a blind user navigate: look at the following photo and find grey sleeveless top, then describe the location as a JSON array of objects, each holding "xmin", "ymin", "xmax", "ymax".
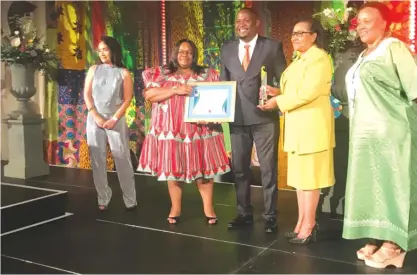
[{"xmin": 92, "ymin": 64, "xmax": 124, "ymax": 114}]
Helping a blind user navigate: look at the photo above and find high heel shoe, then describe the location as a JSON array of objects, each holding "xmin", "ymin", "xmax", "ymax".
[
  {"xmin": 206, "ymin": 216, "xmax": 218, "ymax": 225},
  {"xmin": 285, "ymin": 231, "xmax": 298, "ymax": 238},
  {"xmin": 126, "ymin": 204, "xmax": 137, "ymax": 211},
  {"xmin": 288, "ymin": 223, "xmax": 319, "ymax": 244},
  {"xmin": 357, "ymin": 244, "xmax": 379, "ymax": 260},
  {"xmin": 167, "ymin": 216, "xmax": 181, "ymax": 224},
  {"xmin": 364, "ymin": 246, "xmax": 406, "ymax": 268},
  {"xmin": 285, "ymin": 223, "xmax": 302, "ymax": 238}
]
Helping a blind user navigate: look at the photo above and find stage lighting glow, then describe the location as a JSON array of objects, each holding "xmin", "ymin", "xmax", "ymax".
[
  {"xmin": 161, "ymin": 0, "xmax": 167, "ymax": 64},
  {"xmin": 410, "ymin": 0, "xmax": 416, "ymax": 52}
]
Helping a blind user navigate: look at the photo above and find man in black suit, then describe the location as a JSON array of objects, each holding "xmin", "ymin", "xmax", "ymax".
[{"xmin": 220, "ymin": 8, "xmax": 286, "ymax": 233}]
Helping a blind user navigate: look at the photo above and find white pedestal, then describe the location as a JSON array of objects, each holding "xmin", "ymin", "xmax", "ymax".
[{"xmin": 3, "ymin": 116, "xmax": 49, "ymax": 178}]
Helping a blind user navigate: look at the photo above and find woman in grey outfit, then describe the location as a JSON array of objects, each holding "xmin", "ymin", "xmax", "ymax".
[{"xmin": 83, "ymin": 36, "xmax": 137, "ymax": 211}]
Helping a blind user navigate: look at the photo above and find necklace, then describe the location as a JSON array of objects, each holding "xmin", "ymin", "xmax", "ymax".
[{"xmin": 363, "ymin": 35, "xmax": 387, "ymax": 56}]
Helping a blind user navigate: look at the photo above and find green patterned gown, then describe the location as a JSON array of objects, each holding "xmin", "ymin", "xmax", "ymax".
[{"xmin": 343, "ymin": 38, "xmax": 417, "ymax": 251}]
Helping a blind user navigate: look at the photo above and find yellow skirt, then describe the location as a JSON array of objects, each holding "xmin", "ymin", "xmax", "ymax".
[{"xmin": 287, "ymin": 149, "xmax": 335, "ymax": 190}]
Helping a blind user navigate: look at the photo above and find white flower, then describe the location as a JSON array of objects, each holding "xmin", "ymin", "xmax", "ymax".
[
  {"xmin": 45, "ymin": 49, "xmax": 50, "ymax": 53},
  {"xmin": 17, "ymin": 16, "xmax": 36, "ymax": 40},
  {"xmin": 10, "ymin": 37, "xmax": 21, "ymax": 47},
  {"xmin": 343, "ymin": 11, "xmax": 349, "ymax": 22},
  {"xmin": 342, "ymin": 7, "xmax": 354, "ymax": 23},
  {"xmin": 347, "ymin": 30, "xmax": 358, "ymax": 41},
  {"xmin": 323, "ymin": 8, "xmax": 332, "ymax": 17},
  {"xmin": 14, "ymin": 30, "xmax": 19, "ymax": 35}
]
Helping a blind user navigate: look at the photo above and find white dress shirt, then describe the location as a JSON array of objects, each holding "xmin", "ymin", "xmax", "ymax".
[{"xmin": 238, "ymin": 34, "xmax": 258, "ymax": 64}]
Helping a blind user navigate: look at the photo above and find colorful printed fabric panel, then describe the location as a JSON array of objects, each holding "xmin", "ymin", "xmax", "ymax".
[
  {"xmin": 56, "ymin": 69, "xmax": 86, "ymax": 166},
  {"xmin": 51, "ymin": 68, "xmax": 146, "ymax": 167},
  {"xmin": 331, "ymin": 95, "xmax": 342, "ymax": 118}
]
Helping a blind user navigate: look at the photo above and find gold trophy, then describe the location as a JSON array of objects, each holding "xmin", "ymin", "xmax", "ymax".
[{"xmin": 259, "ymin": 65, "xmax": 268, "ymax": 105}]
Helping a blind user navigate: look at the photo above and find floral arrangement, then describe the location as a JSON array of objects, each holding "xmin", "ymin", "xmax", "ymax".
[
  {"xmin": 312, "ymin": 6, "xmax": 360, "ymax": 58},
  {"xmin": 1, "ymin": 16, "xmax": 60, "ymax": 78},
  {"xmin": 311, "ymin": 6, "xmax": 360, "ymax": 118}
]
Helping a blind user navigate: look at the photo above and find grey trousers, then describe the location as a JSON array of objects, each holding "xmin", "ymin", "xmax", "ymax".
[{"xmin": 86, "ymin": 113, "xmax": 137, "ymax": 207}]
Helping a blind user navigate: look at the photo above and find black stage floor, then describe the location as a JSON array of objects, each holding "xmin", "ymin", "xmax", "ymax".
[
  {"xmin": 1, "ymin": 184, "xmax": 57, "ymax": 207},
  {"xmin": 1, "ymin": 166, "xmax": 416, "ymax": 274}
]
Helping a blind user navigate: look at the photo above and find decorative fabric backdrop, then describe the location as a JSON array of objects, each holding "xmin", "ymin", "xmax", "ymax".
[
  {"xmin": 167, "ymin": 1, "xmax": 204, "ymax": 65},
  {"xmin": 43, "ymin": 1, "xmax": 323, "ymax": 190},
  {"xmin": 43, "ymin": 1, "xmax": 160, "ymax": 169},
  {"xmin": 202, "ymin": 1, "xmax": 241, "ymax": 154}
]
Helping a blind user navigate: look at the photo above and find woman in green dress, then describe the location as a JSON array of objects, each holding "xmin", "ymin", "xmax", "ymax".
[{"xmin": 344, "ymin": 2, "xmax": 417, "ymax": 269}]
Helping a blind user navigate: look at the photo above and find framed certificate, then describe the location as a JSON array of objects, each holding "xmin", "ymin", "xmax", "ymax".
[{"xmin": 184, "ymin": 81, "xmax": 237, "ymax": 123}]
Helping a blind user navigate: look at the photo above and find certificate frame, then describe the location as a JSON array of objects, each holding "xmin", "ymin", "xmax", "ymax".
[{"xmin": 184, "ymin": 81, "xmax": 237, "ymax": 123}]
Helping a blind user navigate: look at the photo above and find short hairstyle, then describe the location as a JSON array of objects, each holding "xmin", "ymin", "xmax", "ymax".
[
  {"xmin": 167, "ymin": 39, "xmax": 205, "ymax": 75},
  {"xmin": 295, "ymin": 18, "xmax": 328, "ymax": 52},
  {"xmin": 237, "ymin": 7, "xmax": 258, "ymax": 20},
  {"xmin": 359, "ymin": 2, "xmax": 392, "ymax": 31}
]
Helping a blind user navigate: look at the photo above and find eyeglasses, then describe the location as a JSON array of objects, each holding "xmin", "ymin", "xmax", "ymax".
[
  {"xmin": 291, "ymin": 32, "xmax": 314, "ymax": 38},
  {"xmin": 178, "ymin": 50, "xmax": 193, "ymax": 56}
]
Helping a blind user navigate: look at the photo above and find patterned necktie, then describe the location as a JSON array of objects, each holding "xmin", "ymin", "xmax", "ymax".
[{"xmin": 242, "ymin": 44, "xmax": 250, "ymax": 71}]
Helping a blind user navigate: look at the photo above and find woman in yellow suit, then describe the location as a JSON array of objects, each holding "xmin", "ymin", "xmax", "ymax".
[{"xmin": 259, "ymin": 18, "xmax": 334, "ymax": 244}]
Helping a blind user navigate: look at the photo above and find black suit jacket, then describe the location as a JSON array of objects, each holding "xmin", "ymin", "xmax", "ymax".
[{"xmin": 220, "ymin": 35, "xmax": 287, "ymax": 126}]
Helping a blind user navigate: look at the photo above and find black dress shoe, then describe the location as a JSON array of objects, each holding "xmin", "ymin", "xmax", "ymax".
[
  {"xmin": 264, "ymin": 218, "xmax": 277, "ymax": 233},
  {"xmin": 330, "ymin": 212, "xmax": 343, "ymax": 220},
  {"xmin": 228, "ymin": 215, "xmax": 254, "ymax": 228}
]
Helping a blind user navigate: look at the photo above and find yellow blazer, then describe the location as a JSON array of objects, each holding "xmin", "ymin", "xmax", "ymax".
[{"xmin": 276, "ymin": 45, "xmax": 335, "ymax": 155}]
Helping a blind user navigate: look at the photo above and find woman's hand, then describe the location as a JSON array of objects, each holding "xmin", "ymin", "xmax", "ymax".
[
  {"xmin": 262, "ymin": 85, "xmax": 281, "ymax": 97},
  {"xmin": 197, "ymin": 121, "xmax": 221, "ymax": 125},
  {"xmin": 93, "ymin": 114, "xmax": 107, "ymax": 128},
  {"xmin": 103, "ymin": 118, "xmax": 118, "ymax": 129},
  {"xmin": 174, "ymin": 84, "xmax": 193, "ymax": 96},
  {"xmin": 257, "ymin": 97, "xmax": 278, "ymax": 111}
]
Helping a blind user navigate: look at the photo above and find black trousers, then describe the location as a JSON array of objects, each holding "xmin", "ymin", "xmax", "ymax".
[{"xmin": 230, "ymin": 121, "xmax": 280, "ymax": 220}]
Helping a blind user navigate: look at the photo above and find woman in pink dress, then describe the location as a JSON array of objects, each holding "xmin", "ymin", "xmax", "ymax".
[{"xmin": 138, "ymin": 39, "xmax": 231, "ymax": 225}]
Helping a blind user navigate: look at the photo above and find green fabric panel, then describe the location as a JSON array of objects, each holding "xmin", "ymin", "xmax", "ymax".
[
  {"xmin": 332, "ymin": 0, "xmax": 345, "ymax": 11},
  {"xmin": 221, "ymin": 123, "xmax": 231, "ymax": 153},
  {"xmin": 104, "ymin": 1, "xmax": 138, "ymax": 71},
  {"xmin": 84, "ymin": 1, "xmax": 95, "ymax": 67},
  {"xmin": 105, "ymin": 1, "xmax": 114, "ymax": 37},
  {"xmin": 45, "ymin": 28, "xmax": 59, "ymax": 141}
]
